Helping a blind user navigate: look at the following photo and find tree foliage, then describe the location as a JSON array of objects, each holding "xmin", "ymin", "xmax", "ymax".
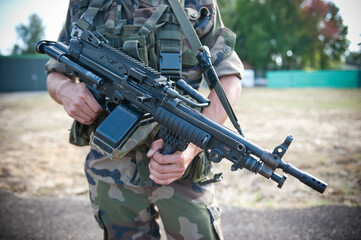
[
  {"xmin": 218, "ymin": 0, "xmax": 349, "ymax": 71},
  {"xmin": 11, "ymin": 13, "xmax": 45, "ymax": 55},
  {"xmin": 346, "ymin": 51, "xmax": 361, "ymax": 68},
  {"xmin": 302, "ymin": 0, "xmax": 349, "ymax": 69}
]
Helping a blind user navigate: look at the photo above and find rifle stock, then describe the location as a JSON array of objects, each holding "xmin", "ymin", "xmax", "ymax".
[{"xmin": 36, "ymin": 31, "xmax": 328, "ymax": 193}]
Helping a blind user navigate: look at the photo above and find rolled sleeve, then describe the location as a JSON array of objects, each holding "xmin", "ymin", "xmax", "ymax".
[
  {"xmin": 213, "ymin": 51, "xmax": 244, "ymax": 79},
  {"xmin": 44, "ymin": 58, "xmax": 68, "ymax": 75},
  {"xmin": 207, "ymin": 25, "xmax": 244, "ymax": 80}
]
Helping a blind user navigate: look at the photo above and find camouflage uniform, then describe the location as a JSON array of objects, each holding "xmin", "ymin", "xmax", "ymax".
[{"xmin": 46, "ymin": 0, "xmax": 243, "ymax": 239}]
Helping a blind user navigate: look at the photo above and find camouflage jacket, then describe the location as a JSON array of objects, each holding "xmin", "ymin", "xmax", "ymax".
[
  {"xmin": 46, "ymin": 0, "xmax": 244, "ymax": 88},
  {"xmin": 46, "ymin": 0, "xmax": 244, "ymax": 186}
]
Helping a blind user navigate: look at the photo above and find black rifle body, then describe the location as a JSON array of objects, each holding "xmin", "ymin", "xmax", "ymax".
[{"xmin": 36, "ymin": 31, "xmax": 327, "ymax": 193}]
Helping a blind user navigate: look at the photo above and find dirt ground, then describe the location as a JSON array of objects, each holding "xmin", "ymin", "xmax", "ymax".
[
  {"xmin": 1, "ymin": 189, "xmax": 360, "ymax": 240},
  {"xmin": 0, "ymin": 88, "xmax": 360, "ymax": 209}
]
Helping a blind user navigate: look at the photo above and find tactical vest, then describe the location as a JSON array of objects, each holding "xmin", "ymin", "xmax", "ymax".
[
  {"xmin": 70, "ymin": 0, "xmax": 203, "ymax": 146},
  {"xmin": 73, "ymin": 0, "xmax": 196, "ymax": 78},
  {"xmin": 69, "ymin": 0, "xmax": 215, "ymax": 183}
]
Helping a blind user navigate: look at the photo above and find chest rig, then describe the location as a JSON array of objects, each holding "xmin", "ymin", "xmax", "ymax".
[
  {"xmin": 72, "ymin": 0, "xmax": 187, "ymax": 81},
  {"xmin": 68, "ymin": 0, "xmax": 243, "ymax": 184},
  {"xmin": 71, "ymin": 0, "xmax": 244, "ymax": 140}
]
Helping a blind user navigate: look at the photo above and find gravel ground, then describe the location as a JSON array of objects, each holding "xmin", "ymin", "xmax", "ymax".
[{"xmin": 1, "ymin": 190, "xmax": 360, "ymax": 240}]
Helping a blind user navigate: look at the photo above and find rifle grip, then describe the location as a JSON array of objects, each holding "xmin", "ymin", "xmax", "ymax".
[
  {"xmin": 161, "ymin": 142, "xmax": 178, "ymax": 155},
  {"xmin": 87, "ymin": 85, "xmax": 106, "ymax": 109},
  {"xmin": 159, "ymin": 126, "xmax": 187, "ymax": 155}
]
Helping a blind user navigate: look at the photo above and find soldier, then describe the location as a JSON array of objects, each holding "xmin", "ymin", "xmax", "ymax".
[{"xmin": 45, "ymin": 0, "xmax": 243, "ymax": 239}]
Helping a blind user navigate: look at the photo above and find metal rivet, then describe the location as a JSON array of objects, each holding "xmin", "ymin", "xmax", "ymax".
[
  {"xmin": 191, "ymin": 12, "xmax": 198, "ymax": 18},
  {"xmin": 223, "ymin": 46, "xmax": 232, "ymax": 54}
]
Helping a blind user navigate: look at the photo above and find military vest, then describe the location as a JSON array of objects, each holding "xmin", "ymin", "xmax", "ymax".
[
  {"xmin": 73, "ymin": 0, "xmax": 204, "ymax": 78},
  {"xmin": 70, "ymin": 0, "xmax": 198, "ymax": 147},
  {"xmin": 68, "ymin": 0, "xmax": 215, "ymax": 183}
]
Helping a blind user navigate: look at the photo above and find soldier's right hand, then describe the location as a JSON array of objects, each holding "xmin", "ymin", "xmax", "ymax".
[{"xmin": 47, "ymin": 72, "xmax": 103, "ymax": 125}]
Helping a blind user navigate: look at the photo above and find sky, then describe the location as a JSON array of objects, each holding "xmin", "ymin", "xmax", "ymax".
[{"xmin": 0, "ymin": 0, "xmax": 360, "ymax": 55}]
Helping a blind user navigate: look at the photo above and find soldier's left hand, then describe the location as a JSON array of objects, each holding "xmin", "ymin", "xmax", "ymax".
[{"xmin": 147, "ymin": 139, "xmax": 201, "ymax": 185}]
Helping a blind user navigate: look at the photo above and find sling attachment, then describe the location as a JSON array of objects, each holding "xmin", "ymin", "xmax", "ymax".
[
  {"xmin": 197, "ymin": 46, "xmax": 245, "ymax": 137},
  {"xmin": 156, "ymin": 2, "xmax": 183, "ymax": 80},
  {"xmin": 199, "ymin": 172, "xmax": 223, "ymax": 186},
  {"xmin": 138, "ymin": 4, "xmax": 169, "ymax": 71},
  {"xmin": 166, "ymin": 0, "xmax": 245, "ymax": 137},
  {"xmin": 71, "ymin": 0, "xmax": 106, "ymax": 38}
]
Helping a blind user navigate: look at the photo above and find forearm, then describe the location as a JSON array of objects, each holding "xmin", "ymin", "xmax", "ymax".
[
  {"xmin": 186, "ymin": 75, "xmax": 242, "ymax": 155},
  {"xmin": 47, "ymin": 71, "xmax": 74, "ymax": 105},
  {"xmin": 46, "ymin": 71, "xmax": 103, "ymax": 125},
  {"xmin": 203, "ymin": 75, "xmax": 242, "ymax": 124}
]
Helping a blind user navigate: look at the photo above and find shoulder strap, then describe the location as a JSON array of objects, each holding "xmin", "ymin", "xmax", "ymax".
[
  {"xmin": 139, "ymin": 4, "xmax": 169, "ymax": 69},
  {"xmin": 139, "ymin": 5, "xmax": 169, "ymax": 38},
  {"xmin": 167, "ymin": 0, "xmax": 201, "ymax": 53},
  {"xmin": 74, "ymin": 0, "xmax": 106, "ymax": 33},
  {"xmin": 167, "ymin": 0, "xmax": 245, "ymax": 136}
]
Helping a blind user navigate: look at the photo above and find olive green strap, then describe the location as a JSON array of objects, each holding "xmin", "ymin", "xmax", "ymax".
[
  {"xmin": 123, "ymin": 40, "xmax": 143, "ymax": 62},
  {"xmin": 167, "ymin": 0, "xmax": 201, "ymax": 53},
  {"xmin": 167, "ymin": 0, "xmax": 244, "ymax": 136},
  {"xmin": 75, "ymin": 0, "xmax": 106, "ymax": 31},
  {"xmin": 155, "ymin": 3, "xmax": 183, "ymax": 79},
  {"xmin": 139, "ymin": 4, "xmax": 169, "ymax": 38},
  {"xmin": 139, "ymin": 4, "xmax": 169, "ymax": 68}
]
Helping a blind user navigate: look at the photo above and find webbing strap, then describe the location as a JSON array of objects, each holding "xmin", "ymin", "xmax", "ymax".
[
  {"xmin": 75, "ymin": 0, "xmax": 106, "ymax": 31},
  {"xmin": 167, "ymin": 0, "xmax": 244, "ymax": 136},
  {"xmin": 156, "ymin": 3, "xmax": 182, "ymax": 79},
  {"xmin": 167, "ymin": 0, "xmax": 201, "ymax": 53},
  {"xmin": 138, "ymin": 4, "xmax": 169, "ymax": 69},
  {"xmin": 139, "ymin": 4, "xmax": 169, "ymax": 38}
]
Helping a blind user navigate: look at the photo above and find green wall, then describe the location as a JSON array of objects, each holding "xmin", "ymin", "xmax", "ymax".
[
  {"xmin": 267, "ymin": 70, "xmax": 361, "ymax": 88},
  {"xmin": 0, "ymin": 55, "xmax": 49, "ymax": 92}
]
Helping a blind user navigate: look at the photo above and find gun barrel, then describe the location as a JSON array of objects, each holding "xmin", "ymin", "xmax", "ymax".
[
  {"xmin": 36, "ymin": 40, "xmax": 104, "ymax": 87},
  {"xmin": 280, "ymin": 162, "xmax": 327, "ymax": 193}
]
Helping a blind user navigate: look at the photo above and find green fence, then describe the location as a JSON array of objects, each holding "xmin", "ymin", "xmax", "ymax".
[
  {"xmin": 266, "ymin": 70, "xmax": 361, "ymax": 88},
  {"xmin": 0, "ymin": 55, "xmax": 49, "ymax": 92}
]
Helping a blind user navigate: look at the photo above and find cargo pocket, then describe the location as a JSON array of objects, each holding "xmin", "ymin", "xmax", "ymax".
[
  {"xmin": 94, "ymin": 208, "xmax": 109, "ymax": 239},
  {"xmin": 122, "ymin": 35, "xmax": 148, "ymax": 65}
]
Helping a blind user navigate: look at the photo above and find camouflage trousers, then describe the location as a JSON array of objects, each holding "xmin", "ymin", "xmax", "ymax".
[{"xmin": 85, "ymin": 150, "xmax": 223, "ymax": 239}]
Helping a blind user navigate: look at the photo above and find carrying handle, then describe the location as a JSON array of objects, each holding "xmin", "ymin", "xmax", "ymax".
[{"xmin": 176, "ymin": 79, "xmax": 210, "ymax": 105}]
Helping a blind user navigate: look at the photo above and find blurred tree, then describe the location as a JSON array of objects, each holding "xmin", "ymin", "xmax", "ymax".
[
  {"xmin": 346, "ymin": 51, "xmax": 361, "ymax": 68},
  {"xmin": 302, "ymin": 0, "xmax": 349, "ymax": 69},
  {"xmin": 217, "ymin": 0, "xmax": 236, "ymax": 28},
  {"xmin": 225, "ymin": 0, "xmax": 349, "ymax": 72},
  {"xmin": 230, "ymin": 0, "xmax": 307, "ymax": 73},
  {"xmin": 11, "ymin": 13, "xmax": 45, "ymax": 55}
]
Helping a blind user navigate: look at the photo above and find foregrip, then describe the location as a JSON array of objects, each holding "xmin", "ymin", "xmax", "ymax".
[{"xmin": 154, "ymin": 107, "xmax": 211, "ymax": 153}]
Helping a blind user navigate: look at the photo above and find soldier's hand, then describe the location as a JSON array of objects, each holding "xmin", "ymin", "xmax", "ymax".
[
  {"xmin": 47, "ymin": 72, "xmax": 103, "ymax": 125},
  {"xmin": 58, "ymin": 81, "xmax": 103, "ymax": 125},
  {"xmin": 147, "ymin": 139, "xmax": 201, "ymax": 185}
]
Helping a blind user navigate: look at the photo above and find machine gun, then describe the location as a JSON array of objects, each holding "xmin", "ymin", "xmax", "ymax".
[{"xmin": 36, "ymin": 30, "xmax": 327, "ymax": 193}]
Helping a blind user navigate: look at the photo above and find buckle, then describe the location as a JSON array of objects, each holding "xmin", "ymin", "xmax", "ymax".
[{"xmin": 159, "ymin": 51, "xmax": 181, "ymax": 78}]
